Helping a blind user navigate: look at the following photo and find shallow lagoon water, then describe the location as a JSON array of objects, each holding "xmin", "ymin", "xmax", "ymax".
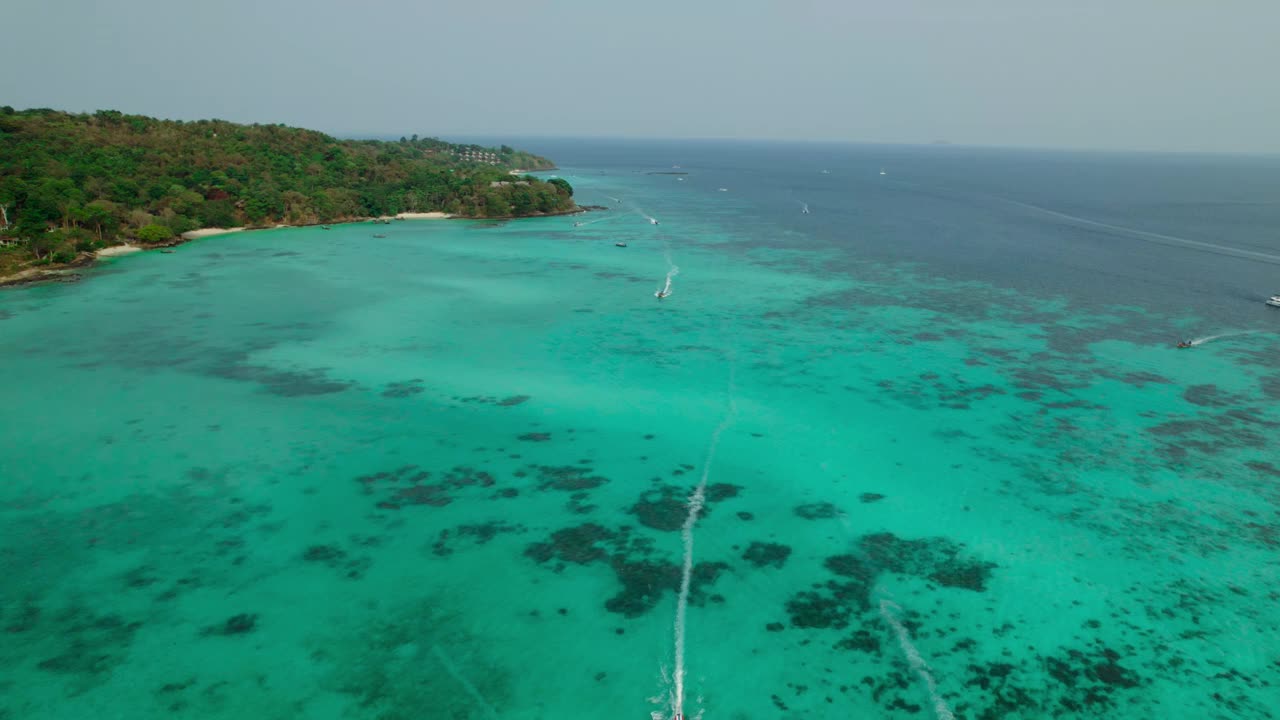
[{"xmin": 2, "ymin": 142, "xmax": 1280, "ymax": 719}]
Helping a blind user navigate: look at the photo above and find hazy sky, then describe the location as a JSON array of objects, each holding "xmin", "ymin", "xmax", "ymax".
[{"xmin": 3, "ymin": 0, "xmax": 1277, "ymax": 153}]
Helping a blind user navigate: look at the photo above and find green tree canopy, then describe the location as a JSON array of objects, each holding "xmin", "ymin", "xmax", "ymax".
[
  {"xmin": 136, "ymin": 224, "xmax": 174, "ymax": 243},
  {"xmin": 0, "ymin": 108, "xmax": 574, "ymax": 275}
]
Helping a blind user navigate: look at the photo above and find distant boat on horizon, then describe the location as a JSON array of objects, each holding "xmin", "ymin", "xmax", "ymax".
[{"xmin": 880, "ymin": 168, "xmax": 887, "ymax": 176}]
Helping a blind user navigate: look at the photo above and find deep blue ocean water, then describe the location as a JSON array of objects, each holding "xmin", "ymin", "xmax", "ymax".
[{"xmin": 507, "ymin": 138, "xmax": 1280, "ymax": 322}]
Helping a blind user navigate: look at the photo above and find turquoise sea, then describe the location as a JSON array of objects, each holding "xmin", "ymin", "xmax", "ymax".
[{"xmin": 3, "ymin": 140, "xmax": 1280, "ymax": 719}]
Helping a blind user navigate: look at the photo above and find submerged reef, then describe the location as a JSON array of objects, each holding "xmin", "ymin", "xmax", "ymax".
[{"xmin": 524, "ymin": 521, "xmax": 727, "ymax": 618}]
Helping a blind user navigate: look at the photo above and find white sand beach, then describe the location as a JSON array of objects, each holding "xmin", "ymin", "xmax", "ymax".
[
  {"xmin": 394, "ymin": 212, "xmax": 452, "ymax": 220},
  {"xmin": 181, "ymin": 227, "xmax": 246, "ymax": 240},
  {"xmin": 95, "ymin": 245, "xmax": 143, "ymax": 258}
]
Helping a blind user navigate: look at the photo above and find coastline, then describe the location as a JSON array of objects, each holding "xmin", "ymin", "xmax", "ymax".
[
  {"xmin": 389, "ymin": 212, "xmax": 451, "ymax": 220},
  {"xmin": 0, "ymin": 207, "xmax": 581, "ymax": 289},
  {"xmin": 181, "ymin": 227, "xmax": 246, "ymax": 241},
  {"xmin": 95, "ymin": 244, "xmax": 144, "ymax": 258}
]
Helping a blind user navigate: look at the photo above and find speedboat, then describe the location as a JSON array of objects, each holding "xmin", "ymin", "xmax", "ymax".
[
  {"xmin": 373, "ymin": 233, "xmax": 387, "ymax": 238},
  {"xmin": 655, "ymin": 277, "xmax": 672, "ymax": 299},
  {"xmin": 615, "ymin": 242, "xmax": 627, "ymax": 247},
  {"xmin": 321, "ymin": 225, "xmax": 331, "ymax": 230},
  {"xmin": 1176, "ymin": 340, "xmax": 1193, "ymax": 349},
  {"xmin": 650, "ymin": 218, "xmax": 659, "ymax": 225},
  {"xmin": 1267, "ymin": 295, "xmax": 1280, "ymax": 307},
  {"xmin": 573, "ymin": 222, "xmax": 583, "ymax": 227},
  {"xmin": 880, "ymin": 168, "xmax": 887, "ymax": 176}
]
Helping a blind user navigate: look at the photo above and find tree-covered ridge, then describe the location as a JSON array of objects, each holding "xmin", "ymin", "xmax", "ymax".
[{"xmin": 0, "ymin": 107, "xmax": 574, "ymax": 271}]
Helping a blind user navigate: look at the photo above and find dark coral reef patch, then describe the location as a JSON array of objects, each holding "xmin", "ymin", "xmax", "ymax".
[
  {"xmin": 524, "ymin": 522, "xmax": 727, "ymax": 618},
  {"xmin": 357, "ymin": 464, "xmax": 495, "ymax": 510}
]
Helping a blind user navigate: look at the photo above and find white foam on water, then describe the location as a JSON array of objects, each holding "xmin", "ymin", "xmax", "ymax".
[
  {"xmin": 626, "ymin": 202, "xmax": 656, "ymax": 224},
  {"xmin": 650, "ymin": 664, "xmax": 673, "ymax": 720},
  {"xmin": 580, "ymin": 213, "xmax": 623, "ymax": 228},
  {"xmin": 670, "ymin": 362, "xmax": 737, "ymax": 719},
  {"xmin": 1190, "ymin": 329, "xmax": 1265, "ymax": 346},
  {"xmin": 878, "ymin": 597, "xmax": 956, "ymax": 720},
  {"xmin": 656, "ymin": 248, "xmax": 679, "ymax": 297}
]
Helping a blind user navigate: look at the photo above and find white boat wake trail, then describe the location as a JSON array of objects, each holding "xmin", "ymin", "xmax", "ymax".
[
  {"xmin": 667, "ymin": 359, "xmax": 737, "ymax": 720},
  {"xmin": 879, "ymin": 596, "xmax": 956, "ymax": 720},
  {"xmin": 997, "ymin": 197, "xmax": 1280, "ymax": 265},
  {"xmin": 1190, "ymin": 330, "xmax": 1265, "ymax": 346},
  {"xmin": 578, "ymin": 213, "xmax": 623, "ymax": 228},
  {"xmin": 837, "ymin": 513, "xmax": 955, "ymax": 720},
  {"xmin": 432, "ymin": 645, "xmax": 498, "ymax": 720},
  {"xmin": 658, "ymin": 248, "xmax": 680, "ymax": 297},
  {"xmin": 627, "ymin": 201, "xmax": 658, "ymax": 225}
]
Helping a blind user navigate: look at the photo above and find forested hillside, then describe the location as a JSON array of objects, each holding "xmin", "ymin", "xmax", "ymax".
[{"xmin": 0, "ymin": 107, "xmax": 574, "ymax": 274}]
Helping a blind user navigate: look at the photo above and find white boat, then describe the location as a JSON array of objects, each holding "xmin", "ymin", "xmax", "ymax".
[
  {"xmin": 649, "ymin": 218, "xmax": 659, "ymax": 225},
  {"xmin": 1267, "ymin": 295, "xmax": 1280, "ymax": 307},
  {"xmin": 879, "ymin": 168, "xmax": 887, "ymax": 176},
  {"xmin": 718, "ymin": 188, "xmax": 728, "ymax": 192}
]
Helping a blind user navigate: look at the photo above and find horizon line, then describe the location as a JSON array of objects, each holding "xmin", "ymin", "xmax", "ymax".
[
  {"xmin": 5, "ymin": 105, "xmax": 1274, "ymax": 158},
  {"xmin": 335, "ymin": 131, "xmax": 1280, "ymax": 159}
]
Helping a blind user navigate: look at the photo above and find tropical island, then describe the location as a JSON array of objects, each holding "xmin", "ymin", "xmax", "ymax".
[{"xmin": 0, "ymin": 107, "xmax": 577, "ymax": 283}]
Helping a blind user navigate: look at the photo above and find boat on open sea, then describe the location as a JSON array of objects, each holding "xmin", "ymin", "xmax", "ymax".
[
  {"xmin": 1267, "ymin": 294, "xmax": 1280, "ymax": 307},
  {"xmin": 655, "ymin": 276, "xmax": 672, "ymax": 299}
]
